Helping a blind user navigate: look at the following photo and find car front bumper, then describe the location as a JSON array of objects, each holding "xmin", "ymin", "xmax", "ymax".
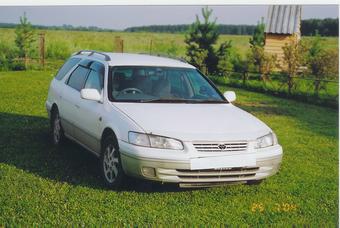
[{"xmin": 119, "ymin": 140, "xmax": 283, "ymax": 188}]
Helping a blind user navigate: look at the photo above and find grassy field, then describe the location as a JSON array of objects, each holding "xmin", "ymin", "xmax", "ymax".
[
  {"xmin": 0, "ymin": 28, "xmax": 338, "ymax": 59},
  {"xmin": 0, "ymin": 70, "xmax": 338, "ymax": 226}
]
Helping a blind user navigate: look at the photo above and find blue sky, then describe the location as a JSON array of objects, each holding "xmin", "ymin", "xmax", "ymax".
[{"xmin": 0, "ymin": 5, "xmax": 337, "ymax": 30}]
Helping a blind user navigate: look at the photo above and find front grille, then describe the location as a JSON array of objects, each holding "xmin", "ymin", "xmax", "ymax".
[
  {"xmin": 174, "ymin": 167, "xmax": 259, "ymax": 183},
  {"xmin": 156, "ymin": 166, "xmax": 272, "ymax": 187},
  {"xmin": 193, "ymin": 141, "xmax": 248, "ymax": 152},
  {"xmin": 179, "ymin": 181, "xmax": 246, "ymax": 188}
]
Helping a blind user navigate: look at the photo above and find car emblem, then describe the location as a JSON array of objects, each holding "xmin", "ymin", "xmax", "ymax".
[{"xmin": 218, "ymin": 144, "xmax": 226, "ymax": 150}]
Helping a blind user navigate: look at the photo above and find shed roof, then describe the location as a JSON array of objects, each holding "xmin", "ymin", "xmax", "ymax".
[{"xmin": 265, "ymin": 5, "xmax": 302, "ymax": 34}]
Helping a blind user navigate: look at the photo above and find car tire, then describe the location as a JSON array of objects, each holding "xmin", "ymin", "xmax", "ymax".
[
  {"xmin": 51, "ymin": 109, "xmax": 64, "ymax": 146},
  {"xmin": 100, "ymin": 134, "xmax": 126, "ymax": 189}
]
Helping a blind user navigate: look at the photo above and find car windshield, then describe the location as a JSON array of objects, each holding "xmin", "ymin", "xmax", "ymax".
[{"xmin": 109, "ymin": 66, "xmax": 226, "ymax": 103}]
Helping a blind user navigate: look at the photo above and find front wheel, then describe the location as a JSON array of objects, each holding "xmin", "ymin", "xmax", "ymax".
[{"xmin": 100, "ymin": 135, "xmax": 126, "ymax": 189}]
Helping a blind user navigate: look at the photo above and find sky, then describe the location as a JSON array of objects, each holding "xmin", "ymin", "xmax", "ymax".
[{"xmin": 0, "ymin": 5, "xmax": 338, "ymax": 30}]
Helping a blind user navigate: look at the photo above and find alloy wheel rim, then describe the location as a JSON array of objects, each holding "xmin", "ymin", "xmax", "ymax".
[{"xmin": 103, "ymin": 144, "xmax": 119, "ymax": 183}]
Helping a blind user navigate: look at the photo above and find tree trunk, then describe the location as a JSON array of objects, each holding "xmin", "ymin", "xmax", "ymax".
[
  {"xmin": 314, "ymin": 79, "xmax": 321, "ymax": 97},
  {"xmin": 288, "ymin": 76, "xmax": 293, "ymax": 95},
  {"xmin": 242, "ymin": 72, "xmax": 247, "ymax": 86}
]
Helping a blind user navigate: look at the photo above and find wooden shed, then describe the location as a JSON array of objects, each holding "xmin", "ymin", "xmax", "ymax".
[{"xmin": 264, "ymin": 5, "xmax": 302, "ymax": 66}]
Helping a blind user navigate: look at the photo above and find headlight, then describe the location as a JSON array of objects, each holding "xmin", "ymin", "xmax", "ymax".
[
  {"xmin": 128, "ymin": 132, "xmax": 184, "ymax": 150},
  {"xmin": 255, "ymin": 132, "xmax": 278, "ymax": 149}
]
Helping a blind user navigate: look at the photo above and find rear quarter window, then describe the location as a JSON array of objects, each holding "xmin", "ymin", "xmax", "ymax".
[{"xmin": 55, "ymin": 58, "xmax": 81, "ymax": 80}]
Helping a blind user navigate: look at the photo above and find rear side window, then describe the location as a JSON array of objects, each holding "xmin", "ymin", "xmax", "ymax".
[
  {"xmin": 67, "ymin": 66, "xmax": 89, "ymax": 91},
  {"xmin": 55, "ymin": 58, "xmax": 81, "ymax": 80}
]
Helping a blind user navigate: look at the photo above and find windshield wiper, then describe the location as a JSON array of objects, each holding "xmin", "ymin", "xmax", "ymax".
[
  {"xmin": 140, "ymin": 98, "xmax": 182, "ymax": 103},
  {"xmin": 140, "ymin": 98, "xmax": 227, "ymax": 103}
]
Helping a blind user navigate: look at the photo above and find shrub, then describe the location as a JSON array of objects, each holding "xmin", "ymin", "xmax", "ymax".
[
  {"xmin": 281, "ymin": 38, "xmax": 307, "ymax": 95},
  {"xmin": 232, "ymin": 54, "xmax": 252, "ymax": 85},
  {"xmin": 250, "ymin": 45, "xmax": 277, "ymax": 81},
  {"xmin": 216, "ymin": 40, "xmax": 233, "ymax": 76},
  {"xmin": 46, "ymin": 40, "xmax": 71, "ymax": 59},
  {"xmin": 308, "ymin": 49, "xmax": 339, "ymax": 96},
  {"xmin": 0, "ymin": 42, "xmax": 17, "ymax": 71}
]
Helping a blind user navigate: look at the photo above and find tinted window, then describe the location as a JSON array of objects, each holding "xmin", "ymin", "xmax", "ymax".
[
  {"xmin": 84, "ymin": 70, "xmax": 104, "ymax": 93},
  {"xmin": 55, "ymin": 58, "xmax": 81, "ymax": 80},
  {"xmin": 67, "ymin": 66, "xmax": 89, "ymax": 91}
]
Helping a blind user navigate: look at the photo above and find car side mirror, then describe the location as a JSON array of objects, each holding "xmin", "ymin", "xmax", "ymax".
[
  {"xmin": 223, "ymin": 91, "xmax": 236, "ymax": 102},
  {"xmin": 80, "ymin": 89, "xmax": 102, "ymax": 102}
]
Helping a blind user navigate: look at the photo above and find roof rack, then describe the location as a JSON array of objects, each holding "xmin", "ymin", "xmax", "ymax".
[
  {"xmin": 74, "ymin": 50, "xmax": 111, "ymax": 61},
  {"xmin": 139, "ymin": 53, "xmax": 187, "ymax": 63}
]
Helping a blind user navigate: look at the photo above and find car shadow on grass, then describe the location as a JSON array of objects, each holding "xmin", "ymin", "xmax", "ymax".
[{"xmin": 0, "ymin": 112, "xmax": 203, "ymax": 193}]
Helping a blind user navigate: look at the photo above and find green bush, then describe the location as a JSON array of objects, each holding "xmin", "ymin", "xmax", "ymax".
[
  {"xmin": 0, "ymin": 42, "xmax": 19, "ymax": 71},
  {"xmin": 46, "ymin": 40, "xmax": 71, "ymax": 59}
]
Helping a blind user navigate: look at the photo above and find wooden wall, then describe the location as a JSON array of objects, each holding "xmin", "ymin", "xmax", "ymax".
[{"xmin": 264, "ymin": 33, "xmax": 298, "ymax": 68}]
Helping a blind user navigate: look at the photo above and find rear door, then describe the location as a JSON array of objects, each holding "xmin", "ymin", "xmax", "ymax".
[
  {"xmin": 74, "ymin": 61, "xmax": 106, "ymax": 154},
  {"xmin": 60, "ymin": 60, "xmax": 91, "ymax": 138}
]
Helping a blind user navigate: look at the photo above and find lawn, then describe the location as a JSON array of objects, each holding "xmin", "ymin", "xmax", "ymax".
[{"xmin": 0, "ymin": 70, "xmax": 338, "ymax": 226}]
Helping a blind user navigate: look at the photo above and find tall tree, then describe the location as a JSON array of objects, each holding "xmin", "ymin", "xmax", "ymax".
[
  {"xmin": 249, "ymin": 18, "xmax": 265, "ymax": 47},
  {"xmin": 185, "ymin": 7, "xmax": 219, "ymax": 74},
  {"xmin": 15, "ymin": 13, "xmax": 35, "ymax": 69},
  {"xmin": 216, "ymin": 40, "xmax": 233, "ymax": 75}
]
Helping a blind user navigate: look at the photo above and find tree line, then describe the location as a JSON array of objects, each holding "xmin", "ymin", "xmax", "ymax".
[
  {"xmin": 0, "ymin": 22, "xmax": 117, "ymax": 32},
  {"xmin": 124, "ymin": 18, "xmax": 338, "ymax": 36},
  {"xmin": 124, "ymin": 24, "xmax": 257, "ymax": 35},
  {"xmin": 0, "ymin": 18, "xmax": 338, "ymax": 36}
]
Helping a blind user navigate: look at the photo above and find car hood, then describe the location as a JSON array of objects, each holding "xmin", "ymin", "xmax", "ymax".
[{"xmin": 112, "ymin": 103, "xmax": 271, "ymax": 142}]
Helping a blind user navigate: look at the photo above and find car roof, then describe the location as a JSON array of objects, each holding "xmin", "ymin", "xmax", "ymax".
[{"xmin": 73, "ymin": 52, "xmax": 196, "ymax": 69}]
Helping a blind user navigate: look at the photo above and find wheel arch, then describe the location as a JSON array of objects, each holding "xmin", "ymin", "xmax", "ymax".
[
  {"xmin": 51, "ymin": 103, "xmax": 58, "ymax": 114},
  {"xmin": 50, "ymin": 103, "xmax": 59, "ymax": 124},
  {"xmin": 101, "ymin": 127, "xmax": 119, "ymax": 150}
]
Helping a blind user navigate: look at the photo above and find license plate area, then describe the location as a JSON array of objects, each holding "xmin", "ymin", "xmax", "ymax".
[{"xmin": 190, "ymin": 154, "xmax": 256, "ymax": 170}]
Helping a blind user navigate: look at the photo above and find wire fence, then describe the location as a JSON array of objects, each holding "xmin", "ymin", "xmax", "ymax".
[{"xmin": 209, "ymin": 71, "xmax": 338, "ymax": 108}]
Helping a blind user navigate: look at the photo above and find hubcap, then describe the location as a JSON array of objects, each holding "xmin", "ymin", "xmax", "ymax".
[
  {"xmin": 53, "ymin": 114, "xmax": 61, "ymax": 144},
  {"xmin": 103, "ymin": 144, "xmax": 119, "ymax": 183}
]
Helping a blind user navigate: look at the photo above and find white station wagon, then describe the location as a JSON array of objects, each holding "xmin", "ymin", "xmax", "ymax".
[{"xmin": 46, "ymin": 50, "xmax": 283, "ymax": 188}]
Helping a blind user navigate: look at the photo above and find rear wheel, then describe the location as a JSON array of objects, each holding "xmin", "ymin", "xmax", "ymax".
[
  {"xmin": 51, "ymin": 109, "xmax": 64, "ymax": 146},
  {"xmin": 100, "ymin": 134, "xmax": 126, "ymax": 189}
]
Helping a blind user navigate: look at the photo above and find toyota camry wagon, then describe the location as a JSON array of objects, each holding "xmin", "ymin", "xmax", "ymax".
[{"xmin": 46, "ymin": 50, "xmax": 283, "ymax": 188}]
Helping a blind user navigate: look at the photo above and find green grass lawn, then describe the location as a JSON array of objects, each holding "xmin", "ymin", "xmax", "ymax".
[{"xmin": 0, "ymin": 70, "xmax": 338, "ymax": 226}]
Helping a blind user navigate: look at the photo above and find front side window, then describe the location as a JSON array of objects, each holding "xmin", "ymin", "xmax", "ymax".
[
  {"xmin": 109, "ymin": 66, "xmax": 225, "ymax": 103},
  {"xmin": 55, "ymin": 58, "xmax": 81, "ymax": 80},
  {"xmin": 84, "ymin": 69, "xmax": 104, "ymax": 93},
  {"xmin": 67, "ymin": 66, "xmax": 89, "ymax": 91}
]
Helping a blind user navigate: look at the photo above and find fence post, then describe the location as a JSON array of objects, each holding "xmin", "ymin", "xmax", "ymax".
[
  {"xmin": 121, "ymin": 39, "xmax": 124, "ymax": 53},
  {"xmin": 39, "ymin": 33, "xmax": 45, "ymax": 68},
  {"xmin": 149, "ymin": 39, "xmax": 153, "ymax": 54},
  {"xmin": 114, "ymin": 36, "xmax": 124, "ymax": 53}
]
